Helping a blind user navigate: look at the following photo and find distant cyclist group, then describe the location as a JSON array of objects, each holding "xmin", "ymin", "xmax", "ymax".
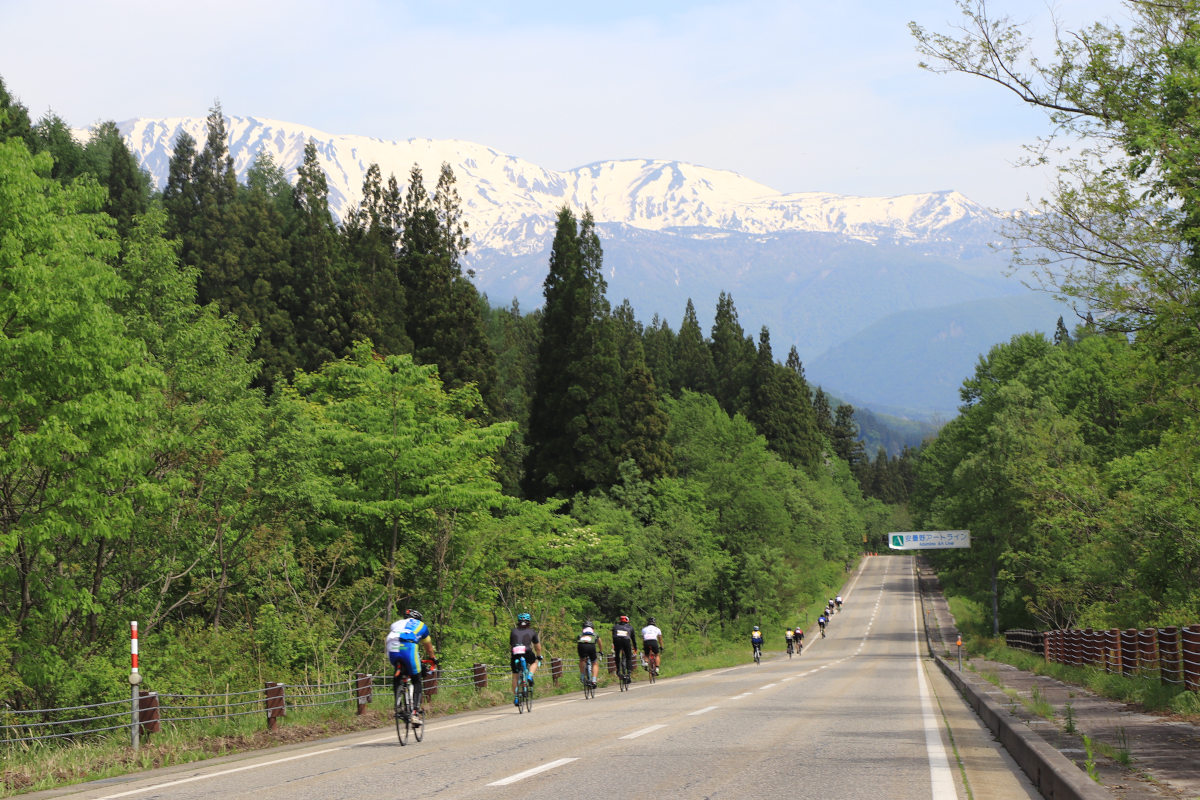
[{"xmin": 384, "ymin": 594, "xmax": 844, "ymax": 734}]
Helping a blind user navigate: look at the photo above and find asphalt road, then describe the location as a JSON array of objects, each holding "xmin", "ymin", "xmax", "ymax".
[{"xmin": 52, "ymin": 556, "xmax": 1039, "ymax": 800}]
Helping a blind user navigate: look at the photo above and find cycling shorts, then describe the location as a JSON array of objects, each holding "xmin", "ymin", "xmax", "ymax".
[
  {"xmin": 511, "ymin": 654, "xmax": 536, "ymax": 674},
  {"xmin": 642, "ymin": 640, "xmax": 660, "ymax": 655},
  {"xmin": 577, "ymin": 642, "xmax": 598, "ymax": 660},
  {"xmin": 389, "ymin": 643, "xmax": 420, "ymax": 677}
]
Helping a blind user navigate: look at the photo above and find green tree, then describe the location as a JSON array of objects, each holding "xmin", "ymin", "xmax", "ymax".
[
  {"xmin": 674, "ymin": 298, "xmax": 715, "ymax": 396},
  {"xmin": 0, "ymin": 140, "xmax": 161, "ymax": 701}
]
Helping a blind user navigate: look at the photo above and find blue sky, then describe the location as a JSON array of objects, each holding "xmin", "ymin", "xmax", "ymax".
[{"xmin": 3, "ymin": 0, "xmax": 1129, "ymax": 209}]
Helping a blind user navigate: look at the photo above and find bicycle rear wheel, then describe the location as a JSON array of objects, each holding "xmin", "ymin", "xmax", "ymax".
[
  {"xmin": 394, "ymin": 684, "xmax": 410, "ymax": 745},
  {"xmin": 754, "ymin": 647, "xmax": 761, "ymax": 664},
  {"xmin": 523, "ymin": 681, "xmax": 533, "ymax": 712}
]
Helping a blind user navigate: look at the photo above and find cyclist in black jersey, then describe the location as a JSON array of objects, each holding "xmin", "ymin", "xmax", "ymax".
[
  {"xmin": 611, "ymin": 615, "xmax": 635, "ymax": 678},
  {"xmin": 509, "ymin": 613, "xmax": 542, "ymax": 701},
  {"xmin": 576, "ymin": 621, "xmax": 604, "ymax": 688}
]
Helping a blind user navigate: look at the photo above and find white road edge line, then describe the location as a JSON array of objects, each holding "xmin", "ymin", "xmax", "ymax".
[
  {"xmin": 93, "ymin": 745, "xmax": 349, "ymax": 799},
  {"xmin": 687, "ymin": 705, "xmax": 718, "ymax": 716},
  {"xmin": 913, "ymin": 566, "xmax": 957, "ymax": 799},
  {"xmin": 488, "ymin": 757, "xmax": 579, "ymax": 786},
  {"xmin": 619, "ymin": 724, "xmax": 668, "ymax": 740}
]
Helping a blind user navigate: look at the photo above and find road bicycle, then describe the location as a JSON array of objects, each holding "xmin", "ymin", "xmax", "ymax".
[
  {"xmin": 786, "ymin": 639, "xmax": 794, "ymax": 659},
  {"xmin": 580, "ymin": 653, "xmax": 598, "ymax": 699},
  {"xmin": 393, "ymin": 659, "xmax": 434, "ymax": 745},
  {"xmin": 644, "ymin": 650, "xmax": 660, "ymax": 685},
  {"xmin": 616, "ymin": 650, "xmax": 632, "ymax": 692},
  {"xmin": 752, "ymin": 644, "xmax": 762, "ymax": 665},
  {"xmin": 514, "ymin": 656, "xmax": 534, "ymax": 713}
]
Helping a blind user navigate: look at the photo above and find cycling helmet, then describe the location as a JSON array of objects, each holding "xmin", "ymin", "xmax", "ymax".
[
  {"xmin": 753, "ymin": 625, "xmax": 760, "ymax": 631},
  {"xmin": 406, "ymin": 609, "xmax": 422, "ymax": 621},
  {"xmin": 584, "ymin": 620, "xmax": 593, "ymax": 628},
  {"xmin": 619, "ymin": 615, "xmax": 629, "ymax": 623},
  {"xmin": 517, "ymin": 612, "xmax": 531, "ymax": 625},
  {"xmin": 647, "ymin": 617, "xmax": 656, "ymax": 624}
]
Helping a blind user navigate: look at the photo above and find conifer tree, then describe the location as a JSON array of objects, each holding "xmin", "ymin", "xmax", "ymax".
[
  {"xmin": 399, "ymin": 163, "xmax": 498, "ymax": 411},
  {"xmin": 239, "ymin": 152, "xmax": 301, "ymax": 388},
  {"xmin": 293, "ymin": 139, "xmax": 353, "ymax": 371},
  {"xmin": 832, "ymin": 402, "xmax": 866, "ymax": 470},
  {"xmin": 675, "ymin": 299, "xmax": 715, "ymax": 396},
  {"xmin": 163, "ymin": 131, "xmax": 199, "ymax": 244},
  {"xmin": 0, "ymin": 76, "xmax": 34, "ymax": 147},
  {"xmin": 343, "ymin": 163, "xmax": 408, "ymax": 357},
  {"xmin": 524, "ymin": 207, "xmax": 622, "ymax": 499},
  {"xmin": 709, "ymin": 292, "xmax": 754, "ymax": 416},
  {"xmin": 642, "ymin": 314, "xmax": 677, "ymax": 397},
  {"xmin": 619, "ymin": 361, "xmax": 673, "ymax": 481},
  {"xmin": 190, "ymin": 105, "xmax": 246, "ymax": 310},
  {"xmin": 812, "ymin": 386, "xmax": 835, "ymax": 442},
  {"xmin": 748, "ymin": 328, "xmax": 821, "ymax": 470}
]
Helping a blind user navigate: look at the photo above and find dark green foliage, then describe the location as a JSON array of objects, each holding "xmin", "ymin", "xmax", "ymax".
[
  {"xmin": 31, "ymin": 113, "xmax": 86, "ymax": 181},
  {"xmin": 709, "ymin": 292, "xmax": 755, "ymax": 416},
  {"xmin": 0, "ymin": 76, "xmax": 34, "ymax": 147},
  {"xmin": 642, "ymin": 314, "xmax": 677, "ymax": 395},
  {"xmin": 524, "ymin": 207, "xmax": 623, "ymax": 499},
  {"xmin": 747, "ymin": 330, "xmax": 822, "ymax": 471},
  {"xmin": 398, "ymin": 163, "xmax": 499, "ymax": 413},
  {"xmin": 674, "ymin": 298, "xmax": 715, "ymax": 396}
]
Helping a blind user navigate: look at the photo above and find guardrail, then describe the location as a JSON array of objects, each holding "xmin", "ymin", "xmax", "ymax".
[
  {"xmin": 1, "ymin": 658, "xmax": 570, "ymax": 749},
  {"xmin": 1005, "ymin": 626, "xmax": 1200, "ymax": 691}
]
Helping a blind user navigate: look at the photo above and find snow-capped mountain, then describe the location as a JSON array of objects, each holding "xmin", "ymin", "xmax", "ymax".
[
  {"xmin": 98, "ymin": 115, "xmax": 1055, "ymax": 418},
  {"xmin": 111, "ymin": 116, "xmax": 1005, "ymax": 258}
]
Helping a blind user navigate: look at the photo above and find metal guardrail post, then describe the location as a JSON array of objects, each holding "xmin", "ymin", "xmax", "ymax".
[
  {"xmin": 355, "ymin": 673, "xmax": 372, "ymax": 715},
  {"xmin": 1184, "ymin": 625, "xmax": 1200, "ymax": 691},
  {"xmin": 265, "ymin": 682, "xmax": 285, "ymax": 731},
  {"xmin": 139, "ymin": 691, "xmax": 160, "ymax": 737}
]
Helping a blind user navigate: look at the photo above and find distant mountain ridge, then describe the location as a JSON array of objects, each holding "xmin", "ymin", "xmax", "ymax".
[
  {"xmin": 109, "ymin": 116, "xmax": 1008, "ymax": 254},
  {"xmin": 94, "ymin": 115, "xmax": 1056, "ymax": 420}
]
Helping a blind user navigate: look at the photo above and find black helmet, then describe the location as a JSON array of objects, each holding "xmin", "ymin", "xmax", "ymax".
[
  {"xmin": 406, "ymin": 609, "xmax": 422, "ymax": 621},
  {"xmin": 584, "ymin": 620, "xmax": 594, "ymax": 628},
  {"xmin": 647, "ymin": 617, "xmax": 656, "ymax": 624}
]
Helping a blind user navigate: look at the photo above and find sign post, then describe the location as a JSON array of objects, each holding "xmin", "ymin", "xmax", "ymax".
[{"xmin": 888, "ymin": 531, "xmax": 970, "ymax": 550}]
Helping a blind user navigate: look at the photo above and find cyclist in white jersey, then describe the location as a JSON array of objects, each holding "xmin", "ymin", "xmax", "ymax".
[{"xmin": 641, "ymin": 618, "xmax": 663, "ymax": 675}]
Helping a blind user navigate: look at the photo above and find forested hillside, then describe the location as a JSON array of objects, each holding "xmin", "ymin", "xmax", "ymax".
[
  {"xmin": 909, "ymin": 1, "xmax": 1200, "ymax": 636},
  {"xmin": 0, "ymin": 81, "xmax": 898, "ymax": 711}
]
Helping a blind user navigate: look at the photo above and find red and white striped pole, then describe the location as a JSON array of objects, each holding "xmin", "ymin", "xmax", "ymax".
[{"xmin": 130, "ymin": 621, "xmax": 142, "ymax": 750}]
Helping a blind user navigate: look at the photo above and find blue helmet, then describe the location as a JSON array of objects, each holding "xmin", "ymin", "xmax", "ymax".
[{"xmin": 517, "ymin": 612, "xmax": 531, "ymax": 625}]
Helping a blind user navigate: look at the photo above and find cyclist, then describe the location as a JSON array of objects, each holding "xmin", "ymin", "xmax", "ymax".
[
  {"xmin": 509, "ymin": 612, "xmax": 543, "ymax": 704},
  {"xmin": 641, "ymin": 617, "xmax": 663, "ymax": 676},
  {"xmin": 795, "ymin": 625, "xmax": 805, "ymax": 653},
  {"xmin": 612, "ymin": 614, "xmax": 635, "ymax": 679},
  {"xmin": 577, "ymin": 620, "xmax": 604, "ymax": 688},
  {"xmin": 785, "ymin": 626, "xmax": 794, "ymax": 654},
  {"xmin": 385, "ymin": 609, "xmax": 437, "ymax": 727},
  {"xmin": 827, "ymin": 599, "xmax": 836, "ymax": 616},
  {"xmin": 817, "ymin": 613, "xmax": 827, "ymax": 636},
  {"xmin": 750, "ymin": 625, "xmax": 764, "ymax": 660},
  {"xmin": 836, "ymin": 595, "xmax": 843, "ymax": 611}
]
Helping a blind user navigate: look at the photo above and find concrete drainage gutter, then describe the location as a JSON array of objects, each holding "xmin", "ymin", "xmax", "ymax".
[{"xmin": 932, "ymin": 654, "xmax": 1112, "ymax": 800}]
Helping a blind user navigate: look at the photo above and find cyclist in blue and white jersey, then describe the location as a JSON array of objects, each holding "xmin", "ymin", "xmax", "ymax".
[{"xmin": 385, "ymin": 609, "xmax": 437, "ymax": 726}]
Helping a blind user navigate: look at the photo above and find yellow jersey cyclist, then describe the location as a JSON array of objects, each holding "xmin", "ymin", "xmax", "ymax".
[
  {"xmin": 750, "ymin": 625, "xmax": 764, "ymax": 660},
  {"xmin": 385, "ymin": 609, "xmax": 437, "ymax": 727}
]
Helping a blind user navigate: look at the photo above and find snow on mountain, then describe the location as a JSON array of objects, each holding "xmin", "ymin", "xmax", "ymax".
[{"xmin": 103, "ymin": 116, "xmax": 1006, "ymax": 262}]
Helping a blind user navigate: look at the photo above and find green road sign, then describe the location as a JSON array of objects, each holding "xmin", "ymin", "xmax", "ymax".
[{"xmin": 888, "ymin": 531, "xmax": 970, "ymax": 550}]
